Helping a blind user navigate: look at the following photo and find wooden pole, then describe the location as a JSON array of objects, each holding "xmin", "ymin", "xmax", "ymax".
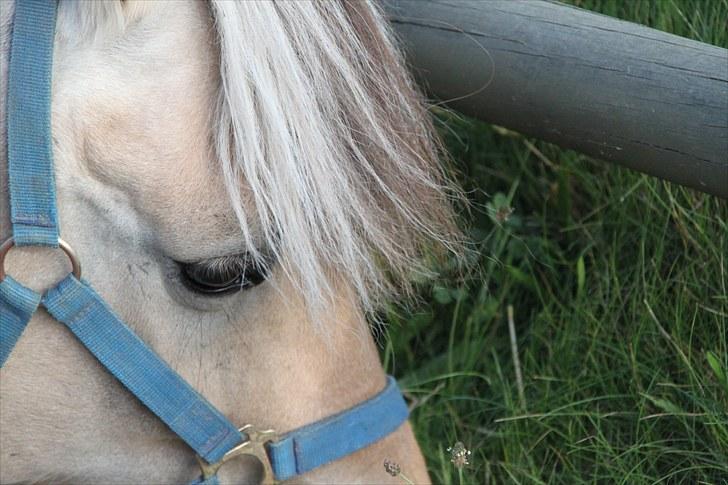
[{"xmin": 385, "ymin": 0, "xmax": 728, "ymax": 198}]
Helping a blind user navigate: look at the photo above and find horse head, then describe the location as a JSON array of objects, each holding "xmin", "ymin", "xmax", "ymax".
[{"xmin": 0, "ymin": 1, "xmax": 462, "ymax": 483}]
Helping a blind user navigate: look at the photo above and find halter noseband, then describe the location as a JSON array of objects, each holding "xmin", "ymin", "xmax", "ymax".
[{"xmin": 0, "ymin": 2, "xmax": 409, "ymax": 483}]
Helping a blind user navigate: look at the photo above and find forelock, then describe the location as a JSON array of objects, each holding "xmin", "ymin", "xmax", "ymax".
[{"xmin": 210, "ymin": 0, "xmax": 463, "ymax": 319}]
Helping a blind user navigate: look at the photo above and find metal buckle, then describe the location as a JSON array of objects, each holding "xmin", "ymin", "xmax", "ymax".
[
  {"xmin": 0, "ymin": 236, "xmax": 82, "ymax": 282},
  {"xmin": 196, "ymin": 425, "xmax": 278, "ymax": 484}
]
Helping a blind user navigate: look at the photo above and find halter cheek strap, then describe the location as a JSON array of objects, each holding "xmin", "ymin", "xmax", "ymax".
[
  {"xmin": 0, "ymin": 1, "xmax": 409, "ymax": 482},
  {"xmin": 6, "ymin": 0, "xmax": 59, "ymax": 247}
]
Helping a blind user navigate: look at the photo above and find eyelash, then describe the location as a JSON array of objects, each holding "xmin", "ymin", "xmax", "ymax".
[{"xmin": 178, "ymin": 254, "xmax": 268, "ymax": 296}]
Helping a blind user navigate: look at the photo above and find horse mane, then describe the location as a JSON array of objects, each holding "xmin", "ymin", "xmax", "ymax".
[
  {"xmin": 211, "ymin": 1, "xmax": 463, "ymax": 315},
  {"xmin": 57, "ymin": 0, "xmax": 464, "ymax": 317}
]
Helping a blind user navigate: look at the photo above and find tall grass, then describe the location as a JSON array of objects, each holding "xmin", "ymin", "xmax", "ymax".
[{"xmin": 383, "ymin": 1, "xmax": 728, "ymax": 483}]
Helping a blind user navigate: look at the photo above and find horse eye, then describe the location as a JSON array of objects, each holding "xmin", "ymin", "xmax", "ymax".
[{"xmin": 179, "ymin": 255, "xmax": 267, "ymax": 296}]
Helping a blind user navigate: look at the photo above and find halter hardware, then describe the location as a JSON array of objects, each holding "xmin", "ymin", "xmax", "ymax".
[
  {"xmin": 196, "ymin": 425, "xmax": 278, "ymax": 484},
  {"xmin": 0, "ymin": 236, "xmax": 82, "ymax": 282}
]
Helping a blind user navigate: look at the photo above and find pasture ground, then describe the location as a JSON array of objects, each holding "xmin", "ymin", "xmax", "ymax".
[{"xmin": 383, "ymin": 1, "xmax": 728, "ymax": 483}]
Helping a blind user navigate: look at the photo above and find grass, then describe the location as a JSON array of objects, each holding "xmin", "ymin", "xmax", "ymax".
[{"xmin": 382, "ymin": 1, "xmax": 728, "ymax": 483}]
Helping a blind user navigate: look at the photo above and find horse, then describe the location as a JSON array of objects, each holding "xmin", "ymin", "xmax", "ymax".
[{"xmin": 0, "ymin": 1, "xmax": 462, "ymax": 483}]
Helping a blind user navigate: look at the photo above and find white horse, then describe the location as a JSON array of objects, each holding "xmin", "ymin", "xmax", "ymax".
[{"xmin": 0, "ymin": 1, "xmax": 461, "ymax": 483}]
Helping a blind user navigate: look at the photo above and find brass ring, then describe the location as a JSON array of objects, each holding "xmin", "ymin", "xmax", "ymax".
[{"xmin": 0, "ymin": 237, "xmax": 82, "ymax": 282}]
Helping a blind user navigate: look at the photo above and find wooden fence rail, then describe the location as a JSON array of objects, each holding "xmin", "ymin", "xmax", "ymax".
[{"xmin": 385, "ymin": 0, "xmax": 728, "ymax": 198}]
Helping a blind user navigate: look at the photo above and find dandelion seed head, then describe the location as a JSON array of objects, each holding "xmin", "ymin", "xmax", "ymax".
[
  {"xmin": 447, "ymin": 441, "xmax": 471, "ymax": 469},
  {"xmin": 383, "ymin": 459, "xmax": 401, "ymax": 477}
]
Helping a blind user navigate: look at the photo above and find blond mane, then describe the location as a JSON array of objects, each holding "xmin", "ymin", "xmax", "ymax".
[{"xmin": 211, "ymin": 1, "xmax": 462, "ymax": 315}]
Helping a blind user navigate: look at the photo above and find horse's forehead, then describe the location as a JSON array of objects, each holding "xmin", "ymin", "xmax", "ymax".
[
  {"xmin": 51, "ymin": 2, "xmax": 245, "ymax": 258},
  {"xmin": 55, "ymin": 1, "xmax": 213, "ymax": 179}
]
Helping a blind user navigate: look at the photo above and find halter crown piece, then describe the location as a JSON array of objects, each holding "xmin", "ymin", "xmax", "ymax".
[{"xmin": 0, "ymin": 2, "xmax": 409, "ymax": 483}]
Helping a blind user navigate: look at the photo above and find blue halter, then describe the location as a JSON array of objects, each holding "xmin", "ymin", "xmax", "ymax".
[{"xmin": 0, "ymin": 1, "xmax": 409, "ymax": 483}]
